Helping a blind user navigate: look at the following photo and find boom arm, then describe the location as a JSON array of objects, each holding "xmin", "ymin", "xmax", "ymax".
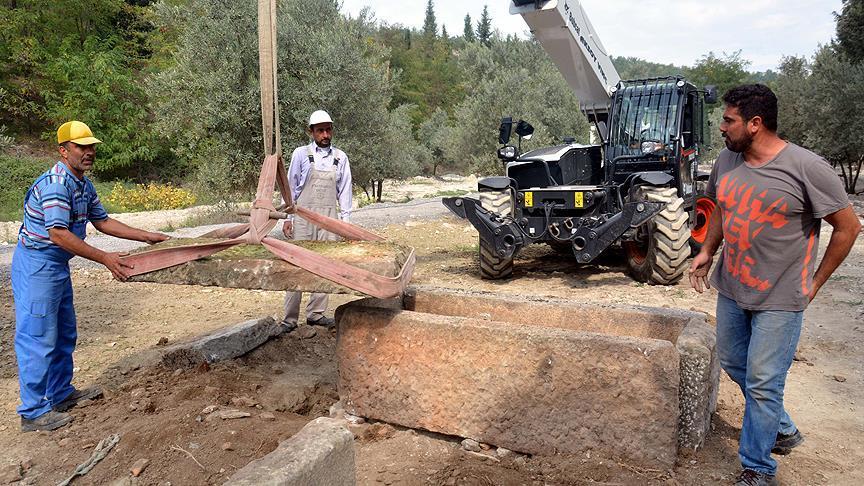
[{"xmin": 510, "ymin": 0, "xmax": 621, "ymax": 121}]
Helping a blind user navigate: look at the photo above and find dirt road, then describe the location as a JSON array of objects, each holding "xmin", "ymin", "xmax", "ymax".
[{"xmin": 0, "ymin": 192, "xmax": 861, "ymax": 485}]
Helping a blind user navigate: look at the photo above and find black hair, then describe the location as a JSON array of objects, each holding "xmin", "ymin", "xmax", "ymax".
[{"xmin": 722, "ymin": 84, "xmax": 778, "ymax": 132}]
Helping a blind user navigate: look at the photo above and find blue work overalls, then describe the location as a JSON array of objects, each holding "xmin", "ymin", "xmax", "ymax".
[{"xmin": 12, "ymin": 171, "xmax": 89, "ymax": 420}]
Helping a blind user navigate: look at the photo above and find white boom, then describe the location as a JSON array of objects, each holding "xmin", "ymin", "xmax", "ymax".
[{"xmin": 510, "ymin": 0, "xmax": 621, "ymax": 119}]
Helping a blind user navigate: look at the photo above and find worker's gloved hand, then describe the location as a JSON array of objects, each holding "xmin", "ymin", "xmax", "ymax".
[
  {"xmin": 101, "ymin": 251, "xmax": 134, "ymax": 281},
  {"xmin": 144, "ymin": 232, "xmax": 170, "ymax": 244},
  {"xmin": 688, "ymin": 250, "xmax": 713, "ymax": 293},
  {"xmin": 282, "ymin": 220, "xmax": 293, "ymax": 239}
]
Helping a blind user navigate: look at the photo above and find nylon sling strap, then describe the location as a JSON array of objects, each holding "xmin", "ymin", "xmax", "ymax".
[{"xmin": 117, "ymin": 0, "xmax": 415, "ymax": 299}]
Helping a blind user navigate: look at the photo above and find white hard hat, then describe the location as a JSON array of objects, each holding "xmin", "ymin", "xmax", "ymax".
[{"xmin": 308, "ymin": 110, "xmax": 333, "ymax": 127}]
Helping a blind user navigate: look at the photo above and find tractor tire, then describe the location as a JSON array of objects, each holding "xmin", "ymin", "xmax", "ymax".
[
  {"xmin": 624, "ymin": 187, "xmax": 690, "ymax": 285},
  {"xmin": 478, "ymin": 189, "xmax": 514, "ymax": 279}
]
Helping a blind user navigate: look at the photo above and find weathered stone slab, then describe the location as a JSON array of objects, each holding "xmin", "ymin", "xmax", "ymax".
[
  {"xmin": 161, "ymin": 316, "xmax": 281, "ymax": 368},
  {"xmin": 335, "ymin": 288, "xmax": 719, "ymax": 468},
  {"xmin": 225, "ymin": 417, "xmax": 355, "ymax": 486},
  {"xmin": 129, "ymin": 238, "xmax": 410, "ymax": 294}
]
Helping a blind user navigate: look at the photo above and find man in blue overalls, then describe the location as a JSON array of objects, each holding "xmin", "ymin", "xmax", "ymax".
[{"xmin": 12, "ymin": 121, "xmax": 169, "ymax": 432}]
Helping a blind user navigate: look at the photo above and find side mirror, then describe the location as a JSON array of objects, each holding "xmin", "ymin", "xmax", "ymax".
[
  {"xmin": 498, "ymin": 117, "xmax": 513, "ymax": 144},
  {"xmin": 515, "ymin": 119, "xmax": 534, "ymax": 139},
  {"xmin": 596, "ymin": 120, "xmax": 608, "ymax": 141},
  {"xmin": 704, "ymin": 85, "xmax": 718, "ymax": 104}
]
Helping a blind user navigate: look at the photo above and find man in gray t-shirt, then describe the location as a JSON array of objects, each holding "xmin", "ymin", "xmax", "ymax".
[{"xmin": 689, "ymin": 85, "xmax": 860, "ymax": 486}]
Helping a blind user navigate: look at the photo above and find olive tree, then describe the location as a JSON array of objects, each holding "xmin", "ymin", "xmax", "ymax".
[
  {"xmin": 449, "ymin": 38, "xmax": 590, "ymax": 175},
  {"xmin": 148, "ymin": 0, "xmax": 393, "ymax": 198}
]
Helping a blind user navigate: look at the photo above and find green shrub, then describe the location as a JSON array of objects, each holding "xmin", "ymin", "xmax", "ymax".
[{"xmin": 0, "ymin": 155, "xmax": 53, "ymax": 221}]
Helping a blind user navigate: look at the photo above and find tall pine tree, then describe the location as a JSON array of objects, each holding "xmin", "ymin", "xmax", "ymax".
[
  {"xmin": 477, "ymin": 5, "xmax": 492, "ymax": 46},
  {"xmin": 836, "ymin": 0, "xmax": 864, "ymax": 63},
  {"xmin": 463, "ymin": 13, "xmax": 475, "ymax": 42},
  {"xmin": 423, "ymin": 0, "xmax": 437, "ymax": 39}
]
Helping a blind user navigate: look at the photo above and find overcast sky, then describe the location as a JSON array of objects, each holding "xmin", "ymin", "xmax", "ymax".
[{"xmin": 341, "ymin": 0, "xmax": 842, "ymax": 72}]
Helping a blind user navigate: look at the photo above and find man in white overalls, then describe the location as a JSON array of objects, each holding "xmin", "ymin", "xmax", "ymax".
[{"xmin": 281, "ymin": 110, "xmax": 352, "ymax": 330}]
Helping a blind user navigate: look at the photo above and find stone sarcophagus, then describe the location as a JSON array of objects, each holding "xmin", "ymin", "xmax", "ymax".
[{"xmin": 335, "ymin": 287, "xmax": 719, "ymax": 468}]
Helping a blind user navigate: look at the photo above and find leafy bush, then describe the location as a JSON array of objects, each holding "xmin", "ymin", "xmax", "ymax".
[
  {"xmin": 0, "ymin": 155, "xmax": 52, "ymax": 221},
  {"xmin": 104, "ymin": 182, "xmax": 196, "ymax": 212}
]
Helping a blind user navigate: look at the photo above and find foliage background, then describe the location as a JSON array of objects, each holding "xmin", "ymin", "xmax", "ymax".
[{"xmin": 1, "ymin": 0, "xmax": 862, "ymax": 219}]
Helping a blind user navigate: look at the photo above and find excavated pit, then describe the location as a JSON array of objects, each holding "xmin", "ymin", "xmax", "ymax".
[{"xmin": 335, "ymin": 287, "xmax": 720, "ymax": 468}]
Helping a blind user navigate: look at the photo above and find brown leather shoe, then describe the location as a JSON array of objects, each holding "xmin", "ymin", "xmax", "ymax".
[
  {"xmin": 21, "ymin": 410, "xmax": 72, "ymax": 432},
  {"xmin": 52, "ymin": 387, "xmax": 103, "ymax": 412}
]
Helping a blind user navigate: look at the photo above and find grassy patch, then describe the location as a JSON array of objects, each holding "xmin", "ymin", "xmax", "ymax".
[
  {"xmin": 423, "ymin": 189, "xmax": 469, "ymax": 199},
  {"xmin": 158, "ymin": 203, "xmax": 245, "ymax": 232}
]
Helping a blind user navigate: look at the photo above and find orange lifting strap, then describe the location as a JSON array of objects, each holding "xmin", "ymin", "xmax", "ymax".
[{"xmin": 119, "ymin": 0, "xmax": 414, "ymax": 299}]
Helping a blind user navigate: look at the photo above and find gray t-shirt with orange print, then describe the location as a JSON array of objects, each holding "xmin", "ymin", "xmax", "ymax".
[{"xmin": 706, "ymin": 143, "xmax": 850, "ymax": 311}]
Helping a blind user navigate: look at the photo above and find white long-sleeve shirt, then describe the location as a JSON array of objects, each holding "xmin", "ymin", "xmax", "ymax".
[{"xmin": 287, "ymin": 141, "xmax": 352, "ymax": 221}]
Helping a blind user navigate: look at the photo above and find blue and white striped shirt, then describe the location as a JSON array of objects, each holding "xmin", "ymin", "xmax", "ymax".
[{"xmin": 18, "ymin": 161, "xmax": 108, "ymax": 250}]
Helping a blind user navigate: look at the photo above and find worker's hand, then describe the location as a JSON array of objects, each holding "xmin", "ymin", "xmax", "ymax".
[
  {"xmin": 282, "ymin": 220, "xmax": 293, "ymax": 239},
  {"xmin": 688, "ymin": 250, "xmax": 713, "ymax": 293},
  {"xmin": 101, "ymin": 252, "xmax": 134, "ymax": 281},
  {"xmin": 143, "ymin": 232, "xmax": 170, "ymax": 244}
]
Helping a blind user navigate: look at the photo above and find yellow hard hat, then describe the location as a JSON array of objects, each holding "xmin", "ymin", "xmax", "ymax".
[{"xmin": 57, "ymin": 121, "xmax": 102, "ymax": 145}]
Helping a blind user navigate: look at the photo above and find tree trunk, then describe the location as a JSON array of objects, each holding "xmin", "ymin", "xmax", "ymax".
[{"xmin": 376, "ymin": 179, "xmax": 384, "ymax": 202}]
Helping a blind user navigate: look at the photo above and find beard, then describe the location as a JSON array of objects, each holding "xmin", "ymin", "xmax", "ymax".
[{"xmin": 724, "ymin": 132, "xmax": 753, "ymax": 153}]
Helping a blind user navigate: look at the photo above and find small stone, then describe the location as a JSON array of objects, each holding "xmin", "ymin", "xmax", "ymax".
[
  {"xmin": 0, "ymin": 464, "xmax": 23, "ymax": 483},
  {"xmin": 81, "ymin": 443, "xmax": 95, "ymax": 450},
  {"xmin": 479, "ymin": 442, "xmax": 491, "ymax": 451},
  {"xmin": 329, "ymin": 401, "xmax": 346, "ymax": 418},
  {"xmin": 259, "ymin": 412, "xmax": 276, "ymax": 421},
  {"xmin": 206, "ymin": 409, "xmax": 251, "ymax": 421},
  {"xmin": 292, "ymin": 325, "xmax": 317, "ymax": 339},
  {"xmin": 201, "ymin": 405, "xmax": 219, "ymax": 414},
  {"xmin": 496, "ymin": 447, "xmax": 513, "ymax": 458},
  {"xmin": 157, "ymin": 337, "xmax": 170, "ymax": 346},
  {"xmin": 195, "ymin": 415, "xmax": 203, "ymax": 423},
  {"xmin": 77, "ymin": 398, "xmax": 94, "ymax": 408},
  {"xmin": 188, "ymin": 443, "xmax": 201, "ymax": 450},
  {"xmin": 172, "ymin": 369, "xmax": 183, "ymax": 377},
  {"xmin": 221, "ymin": 442, "xmax": 233, "ymax": 451},
  {"xmin": 461, "ymin": 438, "xmax": 481, "ymax": 452},
  {"xmin": 130, "ymin": 458, "xmax": 149, "ymax": 477},
  {"xmin": 231, "ymin": 396, "xmax": 258, "ymax": 408},
  {"xmin": 20, "ymin": 458, "xmax": 33, "ymax": 471},
  {"xmin": 344, "ymin": 413, "xmax": 365, "ymax": 425},
  {"xmin": 58, "ymin": 438, "xmax": 72, "ymax": 447},
  {"xmin": 834, "ymin": 375, "xmax": 847, "ymax": 383}
]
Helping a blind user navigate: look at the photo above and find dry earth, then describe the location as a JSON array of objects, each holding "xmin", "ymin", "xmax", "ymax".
[{"xmin": 0, "ymin": 187, "xmax": 862, "ymax": 485}]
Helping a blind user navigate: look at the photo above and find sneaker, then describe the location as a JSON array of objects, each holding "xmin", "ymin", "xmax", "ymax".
[
  {"xmin": 735, "ymin": 469, "xmax": 778, "ymax": 486},
  {"xmin": 772, "ymin": 429, "xmax": 804, "ymax": 455},
  {"xmin": 306, "ymin": 315, "xmax": 335, "ymax": 328},
  {"xmin": 21, "ymin": 410, "xmax": 72, "ymax": 432},
  {"xmin": 52, "ymin": 387, "xmax": 103, "ymax": 413}
]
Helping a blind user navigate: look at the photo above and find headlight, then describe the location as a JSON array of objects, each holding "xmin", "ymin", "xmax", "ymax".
[
  {"xmin": 498, "ymin": 145, "xmax": 517, "ymax": 159},
  {"xmin": 641, "ymin": 141, "xmax": 664, "ymax": 154}
]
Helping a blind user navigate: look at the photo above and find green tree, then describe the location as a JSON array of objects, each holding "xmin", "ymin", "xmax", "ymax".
[
  {"xmin": 774, "ymin": 56, "xmax": 810, "ymax": 145},
  {"xmin": 836, "ymin": 0, "xmax": 864, "ymax": 63},
  {"xmin": 418, "ymin": 107, "xmax": 451, "ymax": 176},
  {"xmin": 686, "ymin": 51, "xmax": 750, "ymax": 98},
  {"xmin": 365, "ymin": 104, "xmax": 426, "ymax": 200},
  {"xmin": 422, "ymin": 0, "xmax": 437, "ymax": 40},
  {"xmin": 450, "ymin": 38, "xmax": 590, "ymax": 175},
  {"xmin": 806, "ymin": 44, "xmax": 864, "ymax": 193},
  {"xmin": 463, "ymin": 14, "xmax": 475, "ymax": 42},
  {"xmin": 612, "ymin": 56, "xmax": 683, "ymax": 80},
  {"xmin": 148, "ymin": 0, "xmax": 394, "ymax": 198},
  {"xmin": 476, "ymin": 5, "xmax": 492, "ymax": 47}
]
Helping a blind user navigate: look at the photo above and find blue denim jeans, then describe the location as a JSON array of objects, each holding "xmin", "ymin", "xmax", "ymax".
[{"xmin": 716, "ymin": 293, "xmax": 802, "ymax": 476}]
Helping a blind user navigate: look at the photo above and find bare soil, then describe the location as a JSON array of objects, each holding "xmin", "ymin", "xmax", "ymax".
[{"xmin": 1, "ymin": 196, "xmax": 862, "ymax": 485}]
